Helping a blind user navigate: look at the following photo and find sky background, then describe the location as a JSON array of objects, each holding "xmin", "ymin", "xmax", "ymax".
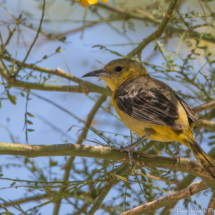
[{"xmin": 0, "ymin": 0, "xmax": 214, "ymax": 214}]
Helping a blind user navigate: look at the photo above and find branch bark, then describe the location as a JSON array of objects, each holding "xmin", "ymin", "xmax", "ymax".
[
  {"xmin": 193, "ymin": 100, "xmax": 215, "ymax": 114},
  {"xmin": 206, "ymin": 191, "xmax": 215, "ymax": 215},
  {"xmin": 0, "ymin": 62, "xmax": 112, "ymax": 96},
  {"xmin": 0, "ymin": 142, "xmax": 215, "ymax": 184},
  {"xmin": 120, "ymin": 180, "xmax": 209, "ymax": 215}
]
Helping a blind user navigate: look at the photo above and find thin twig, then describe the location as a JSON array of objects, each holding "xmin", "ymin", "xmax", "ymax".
[
  {"xmin": 16, "ymin": 0, "xmax": 45, "ymax": 74},
  {"xmin": 88, "ymin": 164, "xmax": 131, "ymax": 215},
  {"xmin": 1, "ymin": 56, "xmax": 112, "ymax": 96},
  {"xmin": 52, "ymin": 95, "xmax": 107, "ymax": 215},
  {"xmin": 127, "ymin": 0, "xmax": 178, "ymax": 58}
]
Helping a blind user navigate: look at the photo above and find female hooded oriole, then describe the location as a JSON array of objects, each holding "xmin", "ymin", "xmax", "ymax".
[{"xmin": 83, "ymin": 59, "xmax": 215, "ymax": 179}]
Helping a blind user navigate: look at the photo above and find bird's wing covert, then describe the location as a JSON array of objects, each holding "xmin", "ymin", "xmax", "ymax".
[{"xmin": 116, "ymin": 78, "xmax": 186, "ymax": 130}]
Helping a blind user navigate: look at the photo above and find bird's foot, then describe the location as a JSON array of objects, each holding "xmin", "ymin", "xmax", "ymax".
[{"xmin": 120, "ymin": 132, "xmax": 152, "ymax": 170}]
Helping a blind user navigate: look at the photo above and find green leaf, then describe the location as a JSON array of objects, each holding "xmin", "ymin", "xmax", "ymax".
[
  {"xmin": 92, "ymin": 45, "xmax": 123, "ymax": 57},
  {"xmin": 27, "ymin": 129, "xmax": 35, "ymax": 132},
  {"xmin": 27, "ymin": 112, "xmax": 35, "ymax": 117},
  {"xmin": 10, "ymin": 182, "xmax": 16, "ymax": 187},
  {"xmin": 7, "ymin": 90, "xmax": 16, "ymax": 105},
  {"xmin": 141, "ymin": 168, "xmax": 146, "ymax": 175},
  {"xmin": 23, "ymin": 11, "xmax": 33, "ymax": 17},
  {"xmin": 208, "ymin": 142, "xmax": 215, "ymax": 146},
  {"xmin": 119, "ymin": 202, "xmax": 124, "ymax": 207},
  {"xmin": 125, "ymin": 202, "xmax": 130, "ymax": 206},
  {"xmin": 24, "ymin": 157, "xmax": 30, "ymax": 164},
  {"xmin": 197, "ymin": 46, "xmax": 207, "ymax": 49},
  {"xmin": 141, "ymin": 175, "xmax": 146, "ymax": 182},
  {"xmin": 26, "ymin": 120, "xmax": 33, "ymax": 125},
  {"xmin": 125, "ymin": 193, "xmax": 131, "ymax": 197},
  {"xmin": 167, "ymin": 54, "xmax": 171, "ymax": 59},
  {"xmin": 96, "ymin": 182, "xmax": 102, "ymax": 195},
  {"xmin": 56, "ymin": 46, "xmax": 61, "ymax": 53},
  {"xmin": 49, "ymin": 159, "xmax": 58, "ymax": 167}
]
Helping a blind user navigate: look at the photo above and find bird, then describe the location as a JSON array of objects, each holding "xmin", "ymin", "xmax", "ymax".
[{"xmin": 82, "ymin": 58, "xmax": 215, "ymax": 178}]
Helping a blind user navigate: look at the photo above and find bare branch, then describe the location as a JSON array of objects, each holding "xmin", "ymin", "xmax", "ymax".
[
  {"xmin": 1, "ymin": 56, "xmax": 112, "ymax": 96},
  {"xmin": 206, "ymin": 191, "xmax": 215, "ymax": 215},
  {"xmin": 0, "ymin": 142, "xmax": 215, "ymax": 184},
  {"xmin": 193, "ymin": 100, "xmax": 215, "ymax": 113},
  {"xmin": 0, "ymin": 65, "xmax": 111, "ymax": 96},
  {"xmin": 120, "ymin": 180, "xmax": 209, "ymax": 215},
  {"xmin": 53, "ymin": 95, "xmax": 107, "ymax": 215},
  {"xmin": 198, "ymin": 119, "xmax": 215, "ymax": 131}
]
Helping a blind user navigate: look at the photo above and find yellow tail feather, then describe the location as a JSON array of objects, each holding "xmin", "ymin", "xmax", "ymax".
[{"xmin": 180, "ymin": 133, "xmax": 215, "ymax": 179}]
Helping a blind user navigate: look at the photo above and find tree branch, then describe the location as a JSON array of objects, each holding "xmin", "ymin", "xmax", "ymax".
[
  {"xmin": 126, "ymin": 0, "xmax": 178, "ymax": 58},
  {"xmin": 160, "ymin": 146, "xmax": 215, "ymax": 215},
  {"xmin": 198, "ymin": 119, "xmax": 215, "ymax": 131},
  {"xmin": 193, "ymin": 100, "xmax": 215, "ymax": 114},
  {"xmin": 120, "ymin": 180, "xmax": 209, "ymax": 215},
  {"xmin": 97, "ymin": 3, "xmax": 215, "ymax": 45},
  {"xmin": 0, "ymin": 143, "xmax": 215, "ymax": 184},
  {"xmin": 0, "ymin": 58, "xmax": 112, "ymax": 96},
  {"xmin": 206, "ymin": 191, "xmax": 215, "ymax": 215},
  {"xmin": 53, "ymin": 95, "xmax": 107, "ymax": 215},
  {"xmin": 88, "ymin": 164, "xmax": 131, "ymax": 215}
]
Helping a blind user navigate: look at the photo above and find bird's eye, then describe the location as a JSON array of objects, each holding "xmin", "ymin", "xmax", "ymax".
[{"xmin": 115, "ymin": 66, "xmax": 123, "ymax": 72}]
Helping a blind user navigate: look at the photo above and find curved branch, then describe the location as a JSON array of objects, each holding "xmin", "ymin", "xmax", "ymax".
[{"xmin": 120, "ymin": 180, "xmax": 209, "ymax": 215}]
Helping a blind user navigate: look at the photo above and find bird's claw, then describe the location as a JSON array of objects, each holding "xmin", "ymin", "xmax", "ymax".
[
  {"xmin": 173, "ymin": 152, "xmax": 180, "ymax": 164},
  {"xmin": 119, "ymin": 133, "xmax": 152, "ymax": 170},
  {"xmin": 120, "ymin": 146, "xmax": 134, "ymax": 169}
]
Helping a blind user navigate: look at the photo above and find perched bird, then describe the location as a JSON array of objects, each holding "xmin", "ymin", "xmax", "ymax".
[{"xmin": 82, "ymin": 59, "xmax": 215, "ymax": 178}]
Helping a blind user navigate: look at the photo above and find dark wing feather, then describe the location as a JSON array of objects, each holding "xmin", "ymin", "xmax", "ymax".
[
  {"xmin": 174, "ymin": 94, "xmax": 199, "ymax": 123},
  {"xmin": 116, "ymin": 80, "xmax": 186, "ymax": 130}
]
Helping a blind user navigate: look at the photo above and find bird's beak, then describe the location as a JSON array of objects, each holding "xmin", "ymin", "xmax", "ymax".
[{"xmin": 82, "ymin": 69, "xmax": 110, "ymax": 78}]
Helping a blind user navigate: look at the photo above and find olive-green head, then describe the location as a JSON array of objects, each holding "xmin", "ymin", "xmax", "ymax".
[{"xmin": 82, "ymin": 59, "xmax": 150, "ymax": 91}]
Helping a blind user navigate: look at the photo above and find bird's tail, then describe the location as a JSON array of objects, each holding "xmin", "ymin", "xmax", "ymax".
[{"xmin": 180, "ymin": 133, "xmax": 215, "ymax": 179}]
